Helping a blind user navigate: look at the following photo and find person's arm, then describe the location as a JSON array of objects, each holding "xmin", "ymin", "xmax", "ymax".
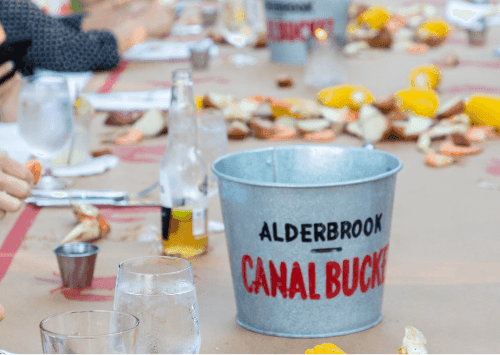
[
  {"xmin": 0, "ymin": 0, "xmax": 124, "ymax": 73},
  {"xmin": 0, "ymin": 152, "xmax": 33, "ymax": 220},
  {"xmin": 0, "ymin": 61, "xmax": 22, "ymax": 122},
  {"xmin": 58, "ymin": 13, "xmax": 86, "ymax": 30}
]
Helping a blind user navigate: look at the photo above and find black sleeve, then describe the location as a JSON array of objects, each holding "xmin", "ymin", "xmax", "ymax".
[
  {"xmin": 0, "ymin": 0, "xmax": 120, "ymax": 74},
  {"xmin": 58, "ymin": 13, "xmax": 85, "ymax": 30}
]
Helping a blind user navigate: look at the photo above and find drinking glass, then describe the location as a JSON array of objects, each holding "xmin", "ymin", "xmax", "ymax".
[
  {"xmin": 219, "ymin": 0, "xmax": 258, "ymax": 66},
  {"xmin": 113, "ymin": 256, "xmax": 201, "ymax": 354},
  {"xmin": 197, "ymin": 108, "xmax": 229, "ymax": 198},
  {"xmin": 17, "ymin": 74, "xmax": 73, "ymax": 190},
  {"xmin": 39, "ymin": 310, "xmax": 139, "ymax": 354}
]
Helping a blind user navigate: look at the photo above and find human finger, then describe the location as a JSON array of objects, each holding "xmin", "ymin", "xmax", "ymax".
[
  {"xmin": 0, "ymin": 191, "xmax": 23, "ymax": 213},
  {"xmin": 0, "ymin": 152, "xmax": 34, "ymax": 184},
  {"xmin": 0, "ymin": 171, "xmax": 32, "ymax": 199},
  {"xmin": 0, "ymin": 209, "xmax": 6, "ymax": 220},
  {"xmin": 0, "ymin": 61, "xmax": 14, "ymax": 78}
]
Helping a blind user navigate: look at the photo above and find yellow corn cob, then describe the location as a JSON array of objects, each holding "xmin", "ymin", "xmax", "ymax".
[
  {"xmin": 318, "ymin": 84, "xmax": 374, "ymax": 111},
  {"xmin": 409, "ymin": 64, "xmax": 441, "ymax": 90},
  {"xmin": 464, "ymin": 94, "xmax": 500, "ymax": 133},
  {"xmin": 305, "ymin": 343, "xmax": 346, "ymax": 354},
  {"xmin": 358, "ymin": 6, "xmax": 391, "ymax": 29},
  {"xmin": 394, "ymin": 88, "xmax": 440, "ymax": 117}
]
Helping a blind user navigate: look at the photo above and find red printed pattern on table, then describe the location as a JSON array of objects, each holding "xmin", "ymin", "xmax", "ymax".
[
  {"xmin": 487, "ymin": 158, "xmax": 500, "ymax": 176},
  {"xmin": 113, "ymin": 145, "xmax": 167, "ymax": 164},
  {"xmin": 34, "ymin": 207, "xmax": 160, "ymax": 302},
  {"xmin": 36, "ymin": 272, "xmax": 117, "ymax": 302},
  {"xmin": 435, "ymin": 60, "xmax": 500, "ymax": 69},
  {"xmin": 403, "ymin": 0, "xmax": 446, "ymax": 6},
  {"xmin": 447, "ymin": 84, "xmax": 500, "ymax": 95},
  {"xmin": 146, "ymin": 76, "xmax": 230, "ymax": 88},
  {"xmin": 99, "ymin": 206, "xmax": 160, "ymax": 223},
  {"xmin": 0, "ymin": 61, "xmax": 129, "ymax": 285},
  {"xmin": 0, "ymin": 205, "xmax": 40, "ymax": 283}
]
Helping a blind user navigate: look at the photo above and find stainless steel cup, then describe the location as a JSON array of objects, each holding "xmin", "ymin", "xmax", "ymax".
[
  {"xmin": 190, "ymin": 48, "xmax": 210, "ymax": 70},
  {"xmin": 202, "ymin": 7, "xmax": 218, "ymax": 28},
  {"xmin": 53, "ymin": 242, "xmax": 99, "ymax": 288}
]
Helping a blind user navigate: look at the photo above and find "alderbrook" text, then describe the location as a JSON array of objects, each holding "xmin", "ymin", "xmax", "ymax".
[{"xmin": 259, "ymin": 213, "xmax": 383, "ymax": 243}]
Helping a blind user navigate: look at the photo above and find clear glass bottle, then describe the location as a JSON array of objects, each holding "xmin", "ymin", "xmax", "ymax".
[
  {"xmin": 160, "ymin": 69, "xmax": 208, "ymax": 258},
  {"xmin": 304, "ymin": 28, "xmax": 346, "ymax": 89}
]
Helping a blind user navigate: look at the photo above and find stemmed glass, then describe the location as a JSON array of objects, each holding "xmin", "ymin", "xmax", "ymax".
[
  {"xmin": 219, "ymin": 0, "xmax": 258, "ymax": 66},
  {"xmin": 113, "ymin": 256, "xmax": 201, "ymax": 354},
  {"xmin": 17, "ymin": 74, "xmax": 73, "ymax": 190}
]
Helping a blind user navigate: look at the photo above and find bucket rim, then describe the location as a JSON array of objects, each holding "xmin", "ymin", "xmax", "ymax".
[{"xmin": 211, "ymin": 145, "xmax": 403, "ymax": 188}]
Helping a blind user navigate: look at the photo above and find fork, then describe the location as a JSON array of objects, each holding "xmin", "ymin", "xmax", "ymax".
[{"xmin": 131, "ymin": 182, "xmax": 159, "ymax": 199}]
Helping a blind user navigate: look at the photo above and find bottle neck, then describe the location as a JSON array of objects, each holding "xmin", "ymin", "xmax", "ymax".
[{"xmin": 169, "ymin": 71, "xmax": 197, "ymax": 147}]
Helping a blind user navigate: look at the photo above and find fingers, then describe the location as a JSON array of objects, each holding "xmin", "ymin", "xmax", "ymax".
[
  {"xmin": 0, "ymin": 209, "xmax": 6, "ymax": 220},
  {"xmin": 0, "ymin": 152, "xmax": 35, "ymax": 185},
  {"xmin": 0, "ymin": 191, "xmax": 23, "ymax": 213},
  {"xmin": 0, "ymin": 72, "xmax": 21, "ymax": 99},
  {"xmin": 0, "ymin": 172, "xmax": 32, "ymax": 199},
  {"xmin": 0, "ymin": 61, "xmax": 14, "ymax": 78}
]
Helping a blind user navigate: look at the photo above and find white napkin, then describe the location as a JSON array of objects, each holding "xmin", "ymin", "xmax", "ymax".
[
  {"xmin": 81, "ymin": 90, "xmax": 172, "ymax": 111},
  {"xmin": 445, "ymin": 0, "xmax": 500, "ymax": 30},
  {"xmin": 123, "ymin": 40, "xmax": 219, "ymax": 62},
  {"xmin": 51, "ymin": 155, "xmax": 120, "ymax": 177}
]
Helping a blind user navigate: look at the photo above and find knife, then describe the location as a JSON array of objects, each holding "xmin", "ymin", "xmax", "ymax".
[
  {"xmin": 30, "ymin": 189, "xmax": 129, "ymax": 200},
  {"xmin": 25, "ymin": 197, "xmax": 160, "ymax": 207}
]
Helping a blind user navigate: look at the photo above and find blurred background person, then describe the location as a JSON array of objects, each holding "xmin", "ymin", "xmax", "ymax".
[{"xmin": 0, "ymin": 0, "xmax": 175, "ymax": 75}]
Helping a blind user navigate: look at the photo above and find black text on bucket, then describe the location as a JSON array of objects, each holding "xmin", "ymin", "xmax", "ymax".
[{"xmin": 258, "ymin": 213, "xmax": 383, "ymax": 243}]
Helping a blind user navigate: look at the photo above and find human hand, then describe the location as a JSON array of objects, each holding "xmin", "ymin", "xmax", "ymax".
[
  {"xmin": 136, "ymin": 2, "xmax": 175, "ymax": 38},
  {"xmin": 0, "ymin": 62, "xmax": 22, "ymax": 123},
  {"xmin": 0, "ymin": 152, "xmax": 34, "ymax": 220},
  {"xmin": 109, "ymin": 19, "xmax": 147, "ymax": 55}
]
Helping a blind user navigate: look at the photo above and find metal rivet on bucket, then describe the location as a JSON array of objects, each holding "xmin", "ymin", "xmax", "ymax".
[{"xmin": 212, "ymin": 145, "xmax": 403, "ymax": 337}]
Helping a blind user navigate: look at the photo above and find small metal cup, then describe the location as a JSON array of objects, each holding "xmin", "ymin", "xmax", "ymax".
[
  {"xmin": 190, "ymin": 48, "xmax": 210, "ymax": 70},
  {"xmin": 201, "ymin": 7, "xmax": 218, "ymax": 28},
  {"xmin": 467, "ymin": 28, "xmax": 487, "ymax": 46},
  {"xmin": 53, "ymin": 242, "xmax": 99, "ymax": 289}
]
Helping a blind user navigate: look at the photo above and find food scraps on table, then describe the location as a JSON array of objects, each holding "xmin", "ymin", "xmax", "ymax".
[
  {"xmin": 198, "ymin": 63, "xmax": 499, "ymax": 169},
  {"xmin": 25, "ymin": 159, "xmax": 42, "ymax": 185},
  {"xmin": 60, "ymin": 202, "xmax": 110, "ymax": 244},
  {"xmin": 305, "ymin": 343, "xmax": 346, "ymax": 354},
  {"xmin": 398, "ymin": 326, "xmax": 428, "ymax": 354},
  {"xmin": 345, "ymin": 3, "xmax": 451, "ymax": 56}
]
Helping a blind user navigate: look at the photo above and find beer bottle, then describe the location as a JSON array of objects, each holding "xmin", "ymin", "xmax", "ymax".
[{"xmin": 160, "ymin": 69, "xmax": 208, "ymax": 258}]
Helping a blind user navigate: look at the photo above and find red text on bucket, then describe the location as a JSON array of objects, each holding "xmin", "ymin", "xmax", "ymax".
[
  {"xmin": 241, "ymin": 245, "xmax": 389, "ymax": 301},
  {"xmin": 267, "ymin": 19, "xmax": 334, "ymax": 42}
]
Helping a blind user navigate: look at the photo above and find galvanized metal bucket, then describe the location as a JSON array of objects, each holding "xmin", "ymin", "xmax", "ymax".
[
  {"xmin": 264, "ymin": 0, "xmax": 350, "ymax": 65},
  {"xmin": 212, "ymin": 145, "xmax": 403, "ymax": 337}
]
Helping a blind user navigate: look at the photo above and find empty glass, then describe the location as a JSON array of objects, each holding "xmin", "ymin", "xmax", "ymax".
[
  {"xmin": 219, "ymin": 0, "xmax": 258, "ymax": 66},
  {"xmin": 39, "ymin": 310, "xmax": 139, "ymax": 354},
  {"xmin": 17, "ymin": 73, "xmax": 74, "ymax": 189},
  {"xmin": 197, "ymin": 108, "xmax": 229, "ymax": 198},
  {"xmin": 113, "ymin": 256, "xmax": 201, "ymax": 354}
]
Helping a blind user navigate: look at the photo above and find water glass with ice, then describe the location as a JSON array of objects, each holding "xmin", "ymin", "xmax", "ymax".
[
  {"xmin": 17, "ymin": 73, "xmax": 73, "ymax": 189},
  {"xmin": 113, "ymin": 256, "xmax": 201, "ymax": 354},
  {"xmin": 39, "ymin": 310, "xmax": 139, "ymax": 354},
  {"xmin": 197, "ymin": 108, "xmax": 229, "ymax": 198}
]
